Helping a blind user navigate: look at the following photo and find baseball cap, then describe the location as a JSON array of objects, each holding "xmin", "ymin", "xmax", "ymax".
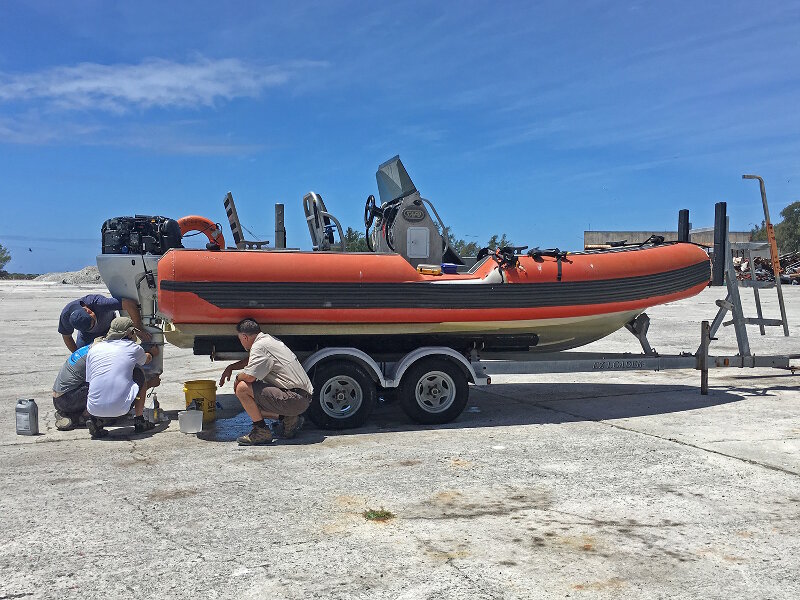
[{"xmin": 69, "ymin": 309, "xmax": 93, "ymax": 332}]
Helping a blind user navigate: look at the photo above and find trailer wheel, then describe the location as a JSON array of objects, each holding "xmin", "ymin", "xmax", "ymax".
[
  {"xmin": 308, "ymin": 360, "xmax": 377, "ymax": 429},
  {"xmin": 400, "ymin": 358, "xmax": 469, "ymax": 425}
]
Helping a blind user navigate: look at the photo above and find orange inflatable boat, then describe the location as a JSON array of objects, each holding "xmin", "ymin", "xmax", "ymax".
[{"xmin": 158, "ymin": 241, "xmax": 710, "ymax": 355}]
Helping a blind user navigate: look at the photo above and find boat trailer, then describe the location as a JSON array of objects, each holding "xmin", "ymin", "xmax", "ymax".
[{"xmin": 208, "ymin": 179, "xmax": 797, "ymax": 430}]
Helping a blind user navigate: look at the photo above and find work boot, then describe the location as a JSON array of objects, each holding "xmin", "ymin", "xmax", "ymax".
[
  {"xmin": 237, "ymin": 424, "xmax": 273, "ymax": 446},
  {"xmin": 279, "ymin": 415, "xmax": 305, "ymax": 439},
  {"xmin": 55, "ymin": 411, "xmax": 75, "ymax": 431},
  {"xmin": 87, "ymin": 417, "xmax": 109, "ymax": 439},
  {"xmin": 134, "ymin": 416, "xmax": 156, "ymax": 433}
]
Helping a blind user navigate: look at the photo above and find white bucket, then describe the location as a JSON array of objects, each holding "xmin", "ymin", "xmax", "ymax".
[{"xmin": 178, "ymin": 410, "xmax": 203, "ymax": 434}]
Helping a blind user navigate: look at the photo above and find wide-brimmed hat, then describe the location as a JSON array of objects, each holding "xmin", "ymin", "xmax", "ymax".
[{"xmin": 104, "ymin": 316, "xmax": 137, "ymax": 341}]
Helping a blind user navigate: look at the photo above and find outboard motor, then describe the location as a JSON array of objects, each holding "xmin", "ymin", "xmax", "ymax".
[
  {"xmin": 96, "ymin": 215, "xmax": 180, "ymax": 376},
  {"xmin": 365, "ymin": 156, "xmax": 463, "ymax": 268},
  {"xmin": 101, "ymin": 215, "xmax": 183, "ymax": 255}
]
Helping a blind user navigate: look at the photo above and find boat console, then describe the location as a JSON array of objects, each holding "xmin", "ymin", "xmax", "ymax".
[{"xmin": 365, "ymin": 156, "xmax": 464, "ymax": 268}]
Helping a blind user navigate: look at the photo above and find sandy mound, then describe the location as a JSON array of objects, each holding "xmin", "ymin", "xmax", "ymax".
[{"xmin": 34, "ymin": 266, "xmax": 104, "ymax": 285}]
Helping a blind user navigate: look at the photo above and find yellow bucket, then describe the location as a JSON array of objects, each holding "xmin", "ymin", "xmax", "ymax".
[{"xmin": 183, "ymin": 380, "xmax": 217, "ymax": 423}]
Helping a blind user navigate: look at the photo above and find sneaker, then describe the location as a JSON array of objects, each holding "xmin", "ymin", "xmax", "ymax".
[
  {"xmin": 87, "ymin": 418, "xmax": 109, "ymax": 439},
  {"xmin": 55, "ymin": 411, "xmax": 75, "ymax": 431},
  {"xmin": 280, "ymin": 415, "xmax": 305, "ymax": 439},
  {"xmin": 134, "ymin": 416, "xmax": 156, "ymax": 433},
  {"xmin": 237, "ymin": 424, "xmax": 273, "ymax": 446}
]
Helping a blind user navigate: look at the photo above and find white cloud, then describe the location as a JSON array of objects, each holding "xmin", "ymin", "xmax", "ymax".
[
  {"xmin": 0, "ymin": 112, "xmax": 102, "ymax": 144},
  {"xmin": 0, "ymin": 57, "xmax": 326, "ymax": 112},
  {"xmin": 0, "ymin": 113, "xmax": 267, "ymax": 156}
]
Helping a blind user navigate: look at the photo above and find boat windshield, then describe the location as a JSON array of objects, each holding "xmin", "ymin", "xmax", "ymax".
[{"xmin": 376, "ymin": 155, "xmax": 417, "ymax": 204}]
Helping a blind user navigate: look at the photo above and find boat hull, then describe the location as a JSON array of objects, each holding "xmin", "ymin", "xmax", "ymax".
[{"xmin": 157, "ymin": 243, "xmax": 710, "ymax": 354}]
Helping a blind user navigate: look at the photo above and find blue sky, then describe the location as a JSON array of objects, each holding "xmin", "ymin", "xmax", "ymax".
[{"xmin": 1, "ymin": 0, "xmax": 799, "ymax": 273}]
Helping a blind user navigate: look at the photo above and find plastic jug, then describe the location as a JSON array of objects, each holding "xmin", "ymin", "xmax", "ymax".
[{"xmin": 16, "ymin": 399, "xmax": 39, "ymax": 436}]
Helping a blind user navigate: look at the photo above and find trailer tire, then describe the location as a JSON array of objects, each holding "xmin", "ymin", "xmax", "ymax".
[
  {"xmin": 400, "ymin": 358, "xmax": 469, "ymax": 425},
  {"xmin": 308, "ymin": 360, "xmax": 377, "ymax": 430}
]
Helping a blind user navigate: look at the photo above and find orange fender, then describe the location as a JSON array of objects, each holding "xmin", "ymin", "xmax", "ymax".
[{"xmin": 177, "ymin": 216, "xmax": 225, "ymax": 249}]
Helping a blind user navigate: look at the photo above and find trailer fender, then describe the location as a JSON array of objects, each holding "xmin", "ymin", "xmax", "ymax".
[
  {"xmin": 390, "ymin": 347, "xmax": 488, "ymax": 387},
  {"xmin": 302, "ymin": 348, "xmax": 388, "ymax": 388}
]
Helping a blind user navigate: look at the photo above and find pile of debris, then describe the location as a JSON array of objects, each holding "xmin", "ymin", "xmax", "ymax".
[
  {"xmin": 734, "ymin": 251, "xmax": 800, "ymax": 285},
  {"xmin": 34, "ymin": 265, "xmax": 104, "ymax": 285}
]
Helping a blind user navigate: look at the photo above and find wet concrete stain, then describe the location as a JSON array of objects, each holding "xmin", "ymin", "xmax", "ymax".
[
  {"xmin": 510, "ymin": 510, "xmax": 701, "ymax": 564},
  {"xmin": 48, "ymin": 477, "xmax": 83, "ymax": 485},
  {"xmin": 115, "ymin": 456, "xmax": 158, "ymax": 468},
  {"xmin": 196, "ymin": 412, "xmax": 252, "ymax": 443},
  {"xmin": 196, "ymin": 411, "xmax": 324, "ymax": 445},
  {"xmin": 146, "ymin": 487, "xmax": 199, "ymax": 501},
  {"xmin": 320, "ymin": 495, "xmax": 370, "ymax": 536},
  {"xmin": 696, "ymin": 547, "xmax": 746, "ymax": 563},
  {"xmin": 335, "ymin": 495, "xmax": 368, "ymax": 510},
  {"xmin": 421, "ymin": 539, "xmax": 470, "ymax": 562},
  {"xmin": 573, "ymin": 577, "xmax": 626, "ymax": 591},
  {"xmin": 407, "ymin": 487, "xmax": 551, "ymax": 521},
  {"xmin": 237, "ymin": 453, "xmax": 274, "ymax": 463}
]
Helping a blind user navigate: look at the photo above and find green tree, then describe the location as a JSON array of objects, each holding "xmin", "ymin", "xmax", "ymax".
[
  {"xmin": 749, "ymin": 201, "xmax": 800, "ymax": 252},
  {"xmin": 0, "ymin": 242, "xmax": 10, "ymax": 271},
  {"xmin": 343, "ymin": 227, "xmax": 369, "ymax": 252},
  {"xmin": 446, "ymin": 231, "xmax": 480, "ymax": 257},
  {"xmin": 750, "ymin": 220, "xmax": 767, "ymax": 242},
  {"xmin": 775, "ymin": 201, "xmax": 800, "ymax": 253},
  {"xmin": 486, "ymin": 233, "xmax": 514, "ymax": 250}
]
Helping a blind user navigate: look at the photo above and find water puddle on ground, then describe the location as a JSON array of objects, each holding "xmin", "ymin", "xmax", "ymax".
[{"xmin": 196, "ymin": 410, "xmax": 250, "ymax": 442}]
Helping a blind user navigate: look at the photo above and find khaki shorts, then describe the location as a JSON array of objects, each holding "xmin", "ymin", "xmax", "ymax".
[{"xmin": 252, "ymin": 382, "xmax": 311, "ymax": 417}]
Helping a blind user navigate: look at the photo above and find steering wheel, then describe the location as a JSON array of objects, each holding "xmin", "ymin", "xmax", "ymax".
[{"xmin": 364, "ymin": 194, "xmax": 382, "ymax": 229}]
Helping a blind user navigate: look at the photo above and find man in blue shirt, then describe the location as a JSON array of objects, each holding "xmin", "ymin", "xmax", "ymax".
[{"xmin": 58, "ymin": 294, "xmax": 150, "ymax": 352}]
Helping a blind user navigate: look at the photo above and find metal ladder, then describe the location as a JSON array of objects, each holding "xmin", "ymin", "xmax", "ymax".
[
  {"xmin": 706, "ymin": 175, "xmax": 790, "ymax": 356},
  {"xmin": 741, "ymin": 175, "xmax": 790, "ymax": 337}
]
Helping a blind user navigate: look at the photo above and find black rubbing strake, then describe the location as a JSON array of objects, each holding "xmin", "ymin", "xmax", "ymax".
[{"xmin": 161, "ymin": 261, "xmax": 710, "ymax": 310}]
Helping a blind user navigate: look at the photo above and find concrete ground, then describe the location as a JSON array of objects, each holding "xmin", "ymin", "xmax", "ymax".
[{"xmin": 0, "ymin": 281, "xmax": 798, "ymax": 599}]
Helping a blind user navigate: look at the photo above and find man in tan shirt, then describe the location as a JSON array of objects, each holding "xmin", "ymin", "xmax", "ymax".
[{"xmin": 219, "ymin": 318, "xmax": 313, "ymax": 446}]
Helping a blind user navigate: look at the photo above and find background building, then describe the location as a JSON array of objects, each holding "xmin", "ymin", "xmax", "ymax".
[{"xmin": 584, "ymin": 230, "xmax": 751, "ymax": 249}]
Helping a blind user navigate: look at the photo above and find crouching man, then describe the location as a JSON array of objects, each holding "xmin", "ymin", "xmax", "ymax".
[
  {"xmin": 52, "ymin": 345, "xmax": 91, "ymax": 430},
  {"xmin": 85, "ymin": 317, "xmax": 160, "ymax": 439},
  {"xmin": 219, "ymin": 318, "xmax": 313, "ymax": 446}
]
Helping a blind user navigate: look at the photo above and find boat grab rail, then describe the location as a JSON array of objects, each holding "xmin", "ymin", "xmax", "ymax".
[{"xmin": 303, "ymin": 191, "xmax": 346, "ymax": 252}]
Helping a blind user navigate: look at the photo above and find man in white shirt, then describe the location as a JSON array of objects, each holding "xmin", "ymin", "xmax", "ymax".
[
  {"xmin": 219, "ymin": 318, "xmax": 313, "ymax": 446},
  {"xmin": 86, "ymin": 317, "xmax": 159, "ymax": 439}
]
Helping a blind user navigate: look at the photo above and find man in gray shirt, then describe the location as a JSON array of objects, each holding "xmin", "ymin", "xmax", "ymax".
[
  {"xmin": 52, "ymin": 345, "xmax": 91, "ymax": 430},
  {"xmin": 219, "ymin": 318, "xmax": 313, "ymax": 446}
]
